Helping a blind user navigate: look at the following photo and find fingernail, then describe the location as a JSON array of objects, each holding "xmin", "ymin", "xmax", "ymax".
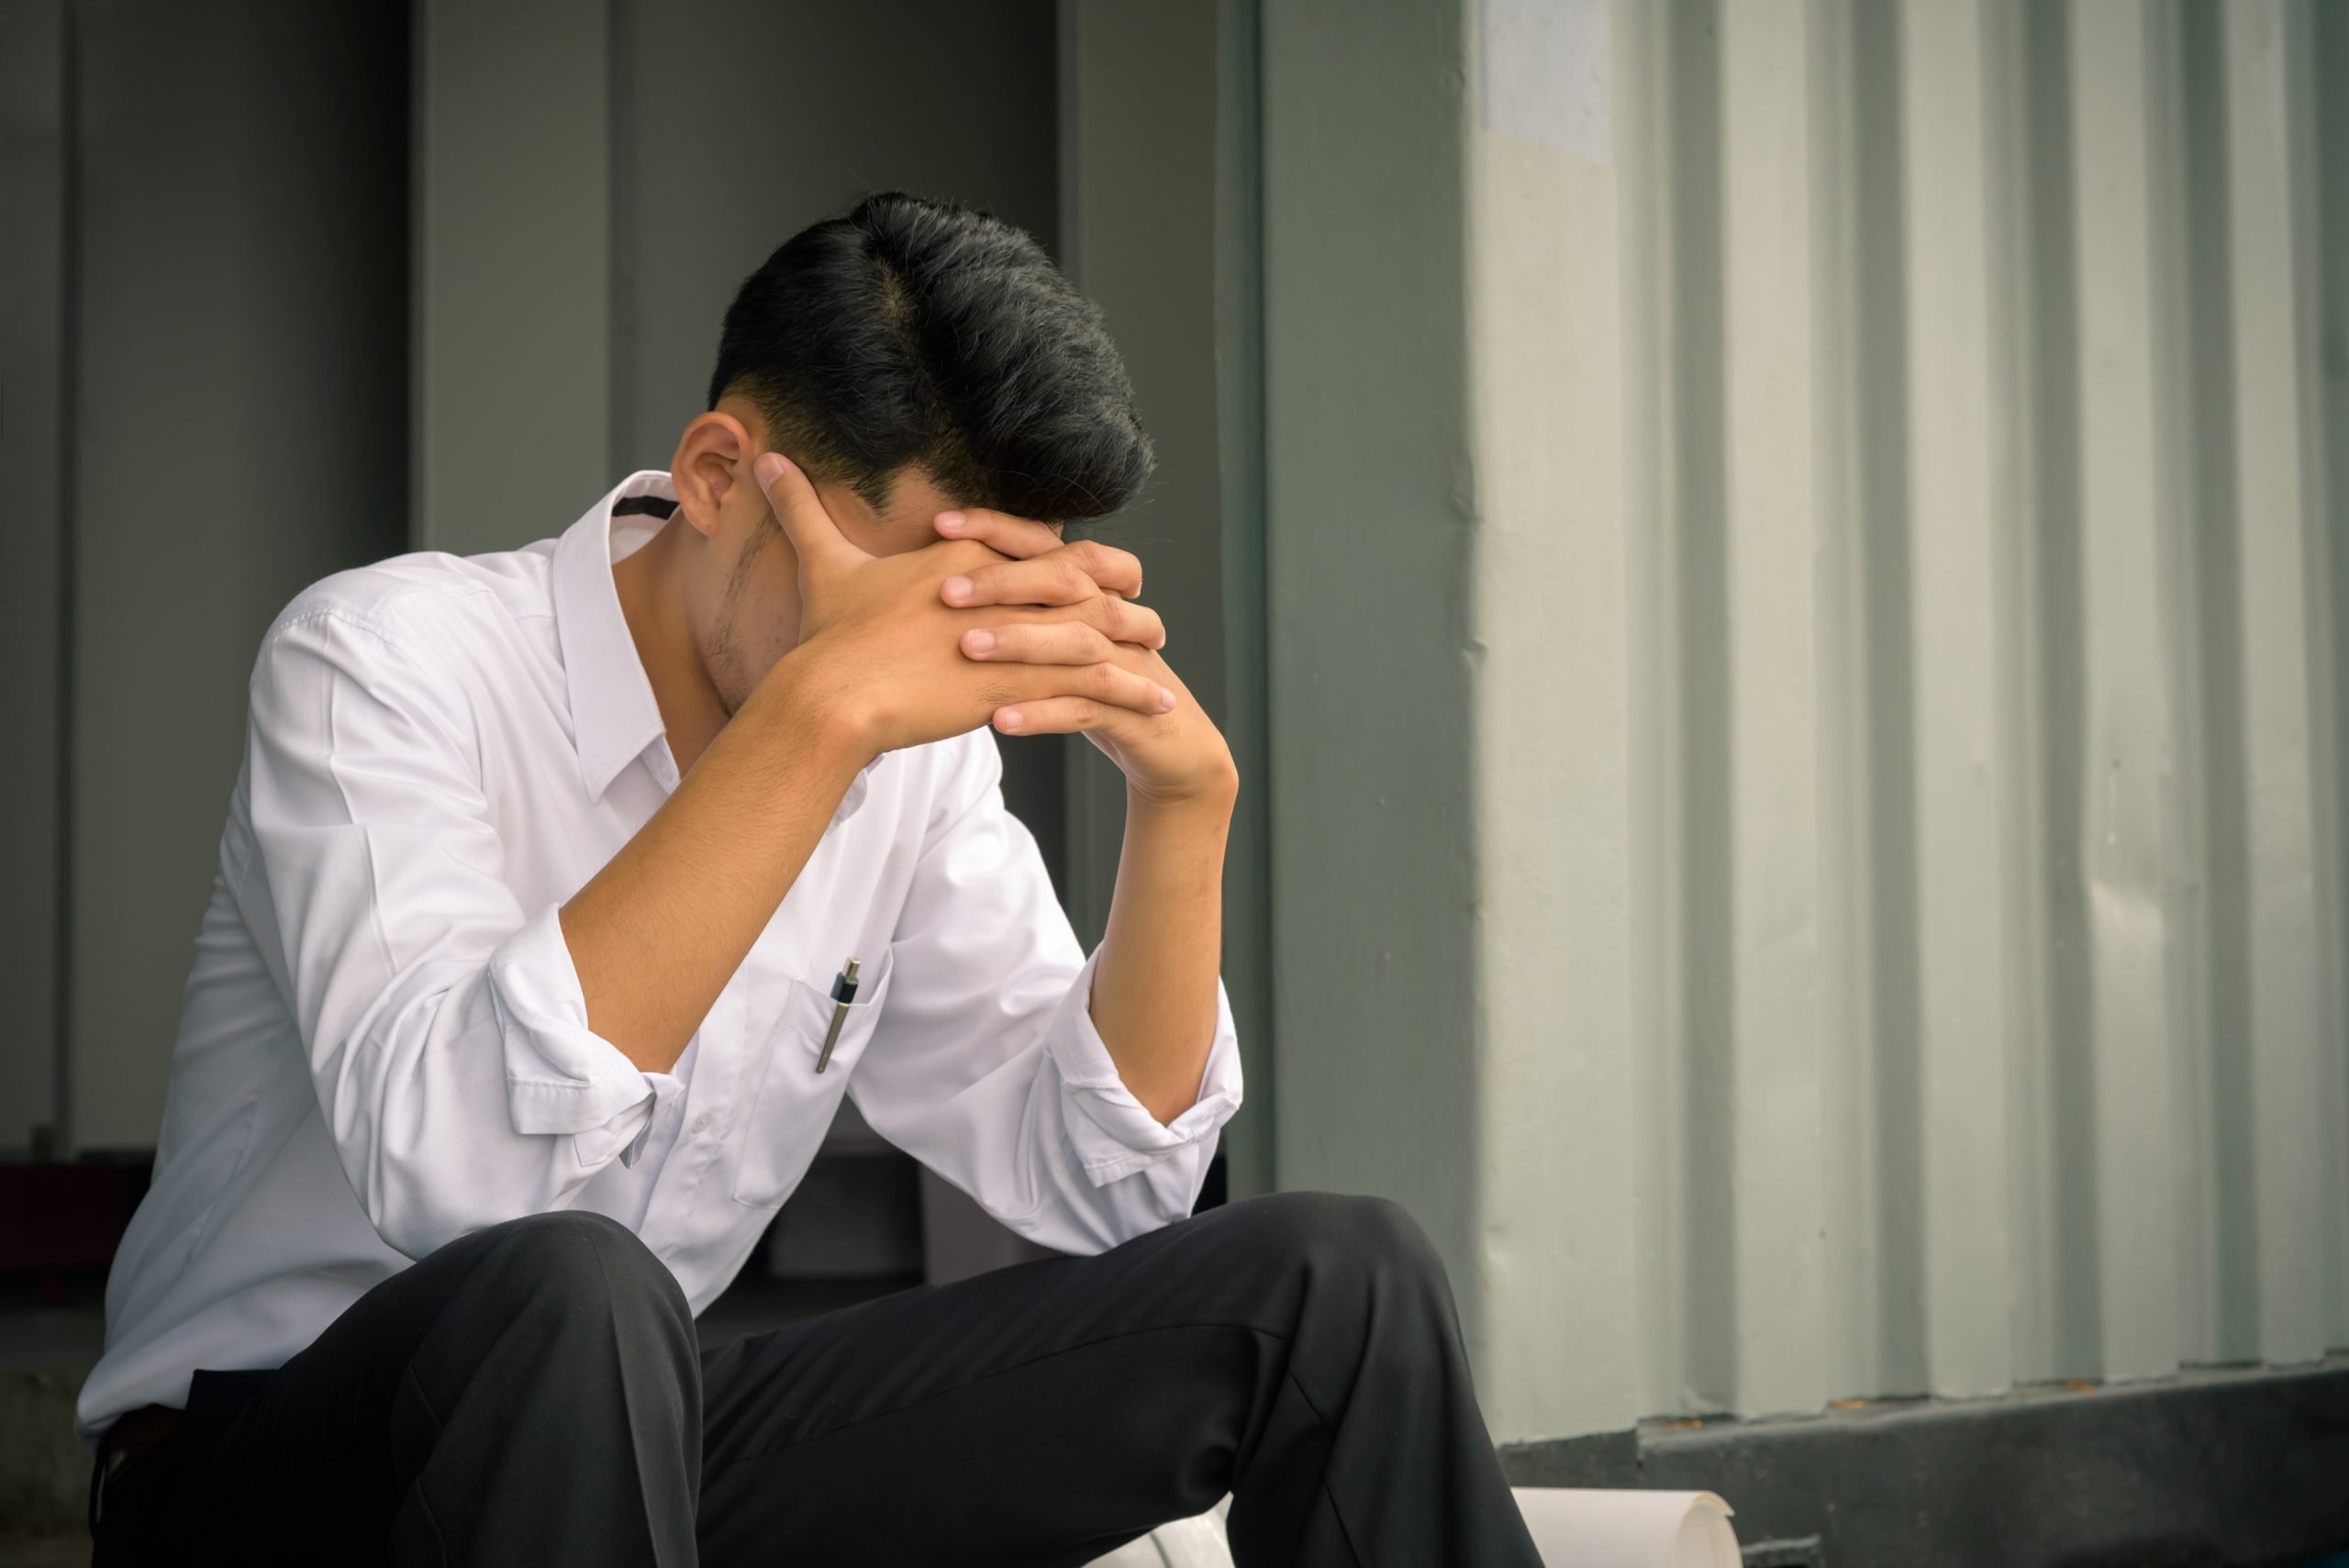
[
  {"xmin": 964, "ymin": 629, "xmax": 996, "ymax": 655},
  {"xmin": 997, "ymin": 708, "xmax": 1023, "ymax": 731},
  {"xmin": 942, "ymin": 575, "xmax": 973, "ymax": 603},
  {"xmin": 1158, "ymin": 687, "xmax": 1177, "ymax": 711},
  {"xmin": 937, "ymin": 510, "xmax": 966, "ymax": 533},
  {"xmin": 754, "ymin": 452, "xmax": 785, "ymax": 486}
]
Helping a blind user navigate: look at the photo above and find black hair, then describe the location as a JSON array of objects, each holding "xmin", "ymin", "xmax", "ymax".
[{"xmin": 707, "ymin": 192, "xmax": 1152, "ymax": 522}]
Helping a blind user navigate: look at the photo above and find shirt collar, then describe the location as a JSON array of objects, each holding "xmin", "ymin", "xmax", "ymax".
[
  {"xmin": 552, "ymin": 471, "xmax": 677, "ymax": 802},
  {"xmin": 549, "ymin": 470, "xmax": 881, "ymax": 822}
]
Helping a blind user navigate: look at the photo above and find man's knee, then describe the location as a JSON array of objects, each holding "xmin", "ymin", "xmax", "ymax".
[
  {"xmin": 1226, "ymin": 1190, "xmax": 1453, "ymax": 1298},
  {"xmin": 466, "ymin": 1209, "xmax": 689, "ymax": 1328}
]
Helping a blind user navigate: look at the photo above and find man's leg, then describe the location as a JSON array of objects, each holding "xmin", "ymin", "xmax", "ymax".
[
  {"xmin": 696, "ymin": 1190, "xmax": 1543, "ymax": 1568},
  {"xmin": 92, "ymin": 1209, "xmax": 700, "ymax": 1566}
]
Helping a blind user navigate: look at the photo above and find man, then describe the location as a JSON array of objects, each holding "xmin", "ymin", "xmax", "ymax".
[{"xmin": 80, "ymin": 193, "xmax": 1543, "ymax": 1565}]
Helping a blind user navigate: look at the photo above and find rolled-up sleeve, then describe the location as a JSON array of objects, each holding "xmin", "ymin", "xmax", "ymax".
[
  {"xmin": 1041, "ymin": 944, "xmax": 1241, "ymax": 1187},
  {"xmin": 489, "ymin": 905, "xmax": 682, "ymax": 1168},
  {"xmin": 240, "ymin": 606, "xmax": 677, "ymax": 1259},
  {"xmin": 845, "ymin": 733, "xmax": 1243, "ymax": 1256}
]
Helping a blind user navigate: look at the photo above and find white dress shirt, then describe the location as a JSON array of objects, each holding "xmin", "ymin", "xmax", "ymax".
[{"xmin": 77, "ymin": 471, "xmax": 1242, "ymax": 1441}]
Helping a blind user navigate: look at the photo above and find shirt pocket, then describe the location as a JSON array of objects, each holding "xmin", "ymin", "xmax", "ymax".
[{"xmin": 729, "ymin": 948, "xmax": 896, "ymax": 1211}]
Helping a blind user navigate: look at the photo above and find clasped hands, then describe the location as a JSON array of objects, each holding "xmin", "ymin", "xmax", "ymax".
[{"xmin": 753, "ymin": 451, "xmax": 1236, "ymax": 808}]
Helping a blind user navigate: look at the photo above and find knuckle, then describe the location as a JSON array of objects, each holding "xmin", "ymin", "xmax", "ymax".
[
  {"xmin": 1069, "ymin": 698, "xmax": 1101, "ymax": 726},
  {"xmin": 1075, "ymin": 539, "xmax": 1120, "ymax": 579}
]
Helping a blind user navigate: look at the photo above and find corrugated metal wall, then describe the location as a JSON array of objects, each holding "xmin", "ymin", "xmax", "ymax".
[
  {"xmin": 1613, "ymin": 0, "xmax": 2347, "ymax": 1419},
  {"xmin": 2, "ymin": 0, "xmax": 412, "ymax": 1153}
]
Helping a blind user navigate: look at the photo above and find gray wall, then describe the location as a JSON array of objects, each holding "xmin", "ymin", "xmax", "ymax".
[
  {"xmin": 413, "ymin": 0, "xmax": 1061, "ymax": 546},
  {"xmin": 2, "ymin": 1, "xmax": 1063, "ymax": 1152},
  {"xmin": 410, "ymin": 0, "xmax": 610, "ymax": 555},
  {"xmin": 12, "ymin": 0, "xmax": 1269, "ymax": 1200},
  {"xmin": 412, "ymin": 0, "xmax": 1069, "ymax": 893},
  {"xmin": 409, "ymin": 0, "xmax": 1281, "ymax": 1236},
  {"xmin": 0, "ymin": 1, "xmax": 72, "ymax": 1153},
  {"xmin": 1260, "ymin": 0, "xmax": 2349, "ymax": 1446},
  {"xmin": 6, "ymin": 0, "xmax": 409, "ymax": 1152},
  {"xmin": 609, "ymin": 2, "xmax": 1062, "ymax": 480},
  {"xmin": 1057, "ymin": 0, "xmax": 1274, "ymax": 1197},
  {"xmin": 1261, "ymin": 0, "xmax": 1487, "ymax": 1354}
]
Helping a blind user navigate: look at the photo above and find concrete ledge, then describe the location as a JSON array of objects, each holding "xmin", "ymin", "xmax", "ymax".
[
  {"xmin": 0, "ymin": 1372, "xmax": 85, "ymax": 1538},
  {"xmin": 1498, "ymin": 1355, "xmax": 2349, "ymax": 1567}
]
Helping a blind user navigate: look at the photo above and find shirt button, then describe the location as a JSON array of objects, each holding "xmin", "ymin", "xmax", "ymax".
[{"xmin": 691, "ymin": 1112, "xmax": 712, "ymax": 1134}]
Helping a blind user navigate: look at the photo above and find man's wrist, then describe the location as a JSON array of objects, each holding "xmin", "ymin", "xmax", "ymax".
[
  {"xmin": 751, "ymin": 641, "xmax": 881, "ymax": 774},
  {"xmin": 1125, "ymin": 759, "xmax": 1239, "ymax": 828}
]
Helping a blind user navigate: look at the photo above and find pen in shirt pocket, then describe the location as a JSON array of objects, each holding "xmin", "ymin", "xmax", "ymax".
[{"xmin": 815, "ymin": 957, "xmax": 861, "ymax": 1073}]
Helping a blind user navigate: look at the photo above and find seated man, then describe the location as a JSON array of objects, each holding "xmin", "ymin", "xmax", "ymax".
[{"xmin": 78, "ymin": 192, "xmax": 1542, "ymax": 1566}]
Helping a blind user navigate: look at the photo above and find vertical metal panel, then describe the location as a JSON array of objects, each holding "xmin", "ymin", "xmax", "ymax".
[
  {"xmin": 2144, "ymin": 0, "xmax": 2246, "ymax": 1377},
  {"xmin": 1213, "ymin": 0, "xmax": 1276, "ymax": 1202},
  {"xmin": 1057, "ymin": 0, "xmax": 1281, "ymax": 1196},
  {"xmin": 1897, "ymin": 0, "xmax": 2011, "ymax": 1399},
  {"xmin": 66, "ymin": 0, "xmax": 408, "ymax": 1148},
  {"xmin": 1717, "ymin": 0, "xmax": 1831, "ymax": 1421},
  {"xmin": 2218, "ymin": 0, "xmax": 2337, "ymax": 1367},
  {"xmin": 1263, "ymin": 0, "xmax": 1489, "ymax": 1369},
  {"xmin": 1597, "ymin": 0, "xmax": 2347, "ymax": 1419},
  {"xmin": 2070, "ymin": 0, "xmax": 2181, "ymax": 1385},
  {"xmin": 606, "ymin": 0, "xmax": 1067, "ymax": 893},
  {"xmin": 2310, "ymin": 0, "xmax": 2349, "ymax": 1363},
  {"xmin": 1268, "ymin": 0, "xmax": 2340, "ymax": 1444},
  {"xmin": 0, "ymin": 0, "xmax": 68, "ymax": 1152},
  {"xmin": 1057, "ymin": 2, "xmax": 1229, "ymax": 942},
  {"xmin": 610, "ymin": 0, "xmax": 1060, "ymax": 472},
  {"xmin": 1615, "ymin": 0, "xmax": 1687, "ymax": 1431},
  {"xmin": 1469, "ymin": 0, "xmax": 1642, "ymax": 1437},
  {"xmin": 411, "ymin": 0, "xmax": 610, "ymax": 552}
]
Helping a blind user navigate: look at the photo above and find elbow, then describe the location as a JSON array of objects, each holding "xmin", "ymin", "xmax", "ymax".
[
  {"xmin": 342, "ymin": 1106, "xmax": 518, "ymax": 1262},
  {"xmin": 357, "ymin": 1162, "xmax": 499, "ymax": 1262},
  {"xmin": 366, "ymin": 1195, "xmax": 463, "ymax": 1264},
  {"xmin": 1138, "ymin": 1084, "xmax": 1201, "ymax": 1129}
]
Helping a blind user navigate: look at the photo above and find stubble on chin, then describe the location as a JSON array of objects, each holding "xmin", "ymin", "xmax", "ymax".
[{"xmin": 709, "ymin": 522, "xmax": 785, "ymax": 721}]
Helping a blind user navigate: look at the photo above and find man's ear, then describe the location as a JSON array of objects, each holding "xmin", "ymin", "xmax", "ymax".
[{"xmin": 669, "ymin": 411, "xmax": 754, "ymax": 539}]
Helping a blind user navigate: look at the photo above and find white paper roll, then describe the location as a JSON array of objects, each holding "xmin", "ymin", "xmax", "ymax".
[
  {"xmin": 1084, "ymin": 1486, "xmax": 1740, "ymax": 1568},
  {"xmin": 1509, "ymin": 1487, "xmax": 1742, "ymax": 1568}
]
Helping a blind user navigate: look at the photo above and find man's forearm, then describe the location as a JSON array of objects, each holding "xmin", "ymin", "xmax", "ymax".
[
  {"xmin": 561, "ymin": 655, "xmax": 869, "ymax": 1073},
  {"xmin": 1087, "ymin": 782, "xmax": 1236, "ymax": 1125}
]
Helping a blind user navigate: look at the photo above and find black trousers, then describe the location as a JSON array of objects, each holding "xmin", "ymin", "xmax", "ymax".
[{"xmin": 89, "ymin": 1190, "xmax": 1543, "ymax": 1566}]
